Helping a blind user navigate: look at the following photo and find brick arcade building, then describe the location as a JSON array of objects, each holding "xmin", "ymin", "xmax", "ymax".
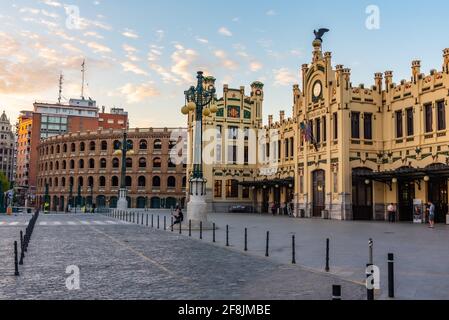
[{"xmin": 36, "ymin": 128, "xmax": 187, "ymax": 211}]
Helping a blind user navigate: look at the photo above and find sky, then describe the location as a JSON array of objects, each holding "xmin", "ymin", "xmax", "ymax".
[{"xmin": 1, "ymin": 0, "xmax": 449, "ymax": 129}]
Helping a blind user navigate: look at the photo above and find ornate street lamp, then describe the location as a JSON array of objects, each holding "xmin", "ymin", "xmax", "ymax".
[
  {"xmin": 114, "ymin": 131, "xmax": 134, "ymax": 210},
  {"xmin": 181, "ymin": 71, "xmax": 217, "ymax": 228}
]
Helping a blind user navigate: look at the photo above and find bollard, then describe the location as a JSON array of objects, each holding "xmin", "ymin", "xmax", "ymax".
[
  {"xmin": 146, "ymin": 214, "xmax": 148, "ymax": 227},
  {"xmin": 213, "ymin": 223, "xmax": 216, "ymax": 243},
  {"xmin": 171, "ymin": 217, "xmax": 174, "ymax": 232},
  {"xmin": 164, "ymin": 216, "xmax": 166, "ymax": 231},
  {"xmin": 151, "ymin": 214, "xmax": 154, "ymax": 228},
  {"xmin": 265, "ymin": 231, "xmax": 270, "ymax": 257},
  {"xmin": 325, "ymin": 238, "xmax": 330, "ymax": 272},
  {"xmin": 200, "ymin": 221, "xmax": 203, "ymax": 240},
  {"xmin": 19, "ymin": 231, "xmax": 24, "ymax": 265},
  {"xmin": 366, "ymin": 263, "xmax": 375, "ymax": 301},
  {"xmin": 244, "ymin": 228, "xmax": 248, "ymax": 251},
  {"xmin": 133, "ymin": 212, "xmax": 135, "ymax": 224},
  {"xmin": 189, "ymin": 220, "xmax": 192, "ymax": 237},
  {"xmin": 388, "ymin": 253, "xmax": 395, "ymax": 298},
  {"xmin": 137, "ymin": 213, "xmax": 139, "ymax": 225},
  {"xmin": 14, "ymin": 241, "xmax": 19, "ymax": 276},
  {"xmin": 179, "ymin": 220, "xmax": 182, "ymax": 234},
  {"xmin": 369, "ymin": 238, "xmax": 374, "ymax": 265},
  {"xmin": 226, "ymin": 225, "xmax": 229, "ymax": 247},
  {"xmin": 332, "ymin": 285, "xmax": 342, "ymax": 300},
  {"xmin": 157, "ymin": 215, "xmax": 160, "ymax": 229},
  {"xmin": 292, "ymin": 235, "xmax": 296, "ymax": 265}
]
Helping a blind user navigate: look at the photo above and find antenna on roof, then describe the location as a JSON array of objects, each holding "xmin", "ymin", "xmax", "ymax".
[
  {"xmin": 58, "ymin": 73, "xmax": 64, "ymax": 104},
  {"xmin": 81, "ymin": 59, "xmax": 86, "ymax": 100}
]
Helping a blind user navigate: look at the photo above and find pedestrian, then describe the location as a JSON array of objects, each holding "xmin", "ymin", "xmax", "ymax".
[
  {"xmin": 428, "ymin": 201, "xmax": 435, "ymax": 229},
  {"xmin": 171, "ymin": 205, "xmax": 184, "ymax": 227},
  {"xmin": 387, "ymin": 203, "xmax": 396, "ymax": 223},
  {"xmin": 271, "ymin": 203, "xmax": 277, "ymax": 216}
]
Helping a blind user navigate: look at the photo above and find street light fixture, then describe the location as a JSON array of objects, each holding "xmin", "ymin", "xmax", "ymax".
[{"xmin": 180, "ymin": 71, "xmax": 217, "ymax": 228}]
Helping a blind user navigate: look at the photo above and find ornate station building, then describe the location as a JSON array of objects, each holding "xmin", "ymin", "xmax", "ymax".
[
  {"xmin": 189, "ymin": 34, "xmax": 449, "ymax": 223},
  {"xmin": 36, "ymin": 128, "xmax": 187, "ymax": 211}
]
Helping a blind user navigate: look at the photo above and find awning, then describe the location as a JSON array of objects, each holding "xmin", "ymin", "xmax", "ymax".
[
  {"xmin": 353, "ymin": 164, "xmax": 449, "ymax": 182},
  {"xmin": 239, "ymin": 177, "xmax": 294, "ymax": 189}
]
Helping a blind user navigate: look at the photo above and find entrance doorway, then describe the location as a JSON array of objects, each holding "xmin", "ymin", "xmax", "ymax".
[
  {"xmin": 428, "ymin": 178, "xmax": 448, "ymax": 223},
  {"xmin": 312, "ymin": 170, "xmax": 325, "ymax": 218},
  {"xmin": 398, "ymin": 182, "xmax": 415, "ymax": 221},
  {"xmin": 262, "ymin": 188, "xmax": 269, "ymax": 213},
  {"xmin": 352, "ymin": 168, "xmax": 373, "ymax": 221}
]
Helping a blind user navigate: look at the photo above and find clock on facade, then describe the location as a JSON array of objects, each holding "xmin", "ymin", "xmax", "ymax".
[{"xmin": 312, "ymin": 81, "xmax": 322, "ymax": 101}]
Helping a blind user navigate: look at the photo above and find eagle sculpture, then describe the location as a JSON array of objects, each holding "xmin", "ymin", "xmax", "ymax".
[{"xmin": 314, "ymin": 28, "xmax": 330, "ymax": 42}]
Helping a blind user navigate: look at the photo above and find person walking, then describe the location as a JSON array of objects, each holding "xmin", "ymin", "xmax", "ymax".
[
  {"xmin": 271, "ymin": 203, "xmax": 277, "ymax": 216},
  {"xmin": 387, "ymin": 203, "xmax": 396, "ymax": 223},
  {"xmin": 428, "ymin": 201, "xmax": 436, "ymax": 229}
]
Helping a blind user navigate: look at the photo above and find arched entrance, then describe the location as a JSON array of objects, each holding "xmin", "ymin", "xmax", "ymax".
[
  {"xmin": 109, "ymin": 196, "xmax": 118, "ymax": 209},
  {"xmin": 312, "ymin": 170, "xmax": 325, "ymax": 218},
  {"xmin": 96, "ymin": 196, "xmax": 106, "ymax": 208},
  {"xmin": 150, "ymin": 197, "xmax": 161, "ymax": 209},
  {"xmin": 352, "ymin": 168, "xmax": 373, "ymax": 221},
  {"xmin": 59, "ymin": 196, "xmax": 65, "ymax": 212},
  {"xmin": 136, "ymin": 197, "xmax": 146, "ymax": 209},
  {"xmin": 166, "ymin": 197, "xmax": 177, "ymax": 209},
  {"xmin": 52, "ymin": 196, "xmax": 59, "ymax": 212},
  {"xmin": 427, "ymin": 164, "xmax": 448, "ymax": 223}
]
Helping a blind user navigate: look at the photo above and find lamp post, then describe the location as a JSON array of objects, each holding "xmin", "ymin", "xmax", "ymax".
[
  {"xmin": 87, "ymin": 185, "xmax": 93, "ymax": 213},
  {"xmin": 44, "ymin": 183, "xmax": 50, "ymax": 213},
  {"xmin": 115, "ymin": 131, "xmax": 134, "ymax": 210},
  {"xmin": 181, "ymin": 71, "xmax": 217, "ymax": 229}
]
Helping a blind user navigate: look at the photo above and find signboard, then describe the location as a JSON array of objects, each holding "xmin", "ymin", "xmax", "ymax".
[{"xmin": 413, "ymin": 199, "xmax": 424, "ymax": 224}]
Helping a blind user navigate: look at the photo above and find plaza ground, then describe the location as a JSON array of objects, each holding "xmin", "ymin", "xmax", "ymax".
[{"xmin": 0, "ymin": 213, "xmax": 364, "ymax": 300}]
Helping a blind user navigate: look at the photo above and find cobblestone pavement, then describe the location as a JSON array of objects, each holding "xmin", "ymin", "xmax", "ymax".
[
  {"xmin": 133, "ymin": 210, "xmax": 449, "ymax": 300},
  {"xmin": 0, "ymin": 213, "xmax": 365, "ymax": 300}
]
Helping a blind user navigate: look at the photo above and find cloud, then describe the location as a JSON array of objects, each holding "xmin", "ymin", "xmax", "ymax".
[
  {"xmin": 171, "ymin": 44, "xmax": 197, "ymax": 83},
  {"xmin": 196, "ymin": 37, "xmax": 209, "ymax": 44},
  {"xmin": 266, "ymin": 10, "xmax": 277, "ymax": 16},
  {"xmin": 214, "ymin": 50, "xmax": 238, "ymax": 70},
  {"xmin": 218, "ymin": 27, "xmax": 232, "ymax": 37},
  {"xmin": 119, "ymin": 82, "xmax": 159, "ymax": 103},
  {"xmin": 273, "ymin": 68, "xmax": 297, "ymax": 86},
  {"xmin": 62, "ymin": 43, "xmax": 82, "ymax": 53},
  {"xmin": 40, "ymin": 0, "xmax": 62, "ymax": 7},
  {"xmin": 84, "ymin": 31, "xmax": 104, "ymax": 39},
  {"xmin": 122, "ymin": 28, "xmax": 139, "ymax": 39},
  {"xmin": 121, "ymin": 61, "xmax": 148, "ymax": 76},
  {"xmin": 87, "ymin": 41, "xmax": 112, "ymax": 53},
  {"xmin": 149, "ymin": 63, "xmax": 180, "ymax": 84},
  {"xmin": 250, "ymin": 61, "xmax": 263, "ymax": 72}
]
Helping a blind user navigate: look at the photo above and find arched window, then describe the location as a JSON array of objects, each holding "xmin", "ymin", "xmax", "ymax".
[
  {"xmin": 226, "ymin": 179, "xmax": 239, "ymax": 198},
  {"xmin": 62, "ymin": 160, "xmax": 67, "ymax": 170},
  {"xmin": 112, "ymin": 158, "xmax": 119, "ymax": 168},
  {"xmin": 49, "ymin": 162, "xmax": 53, "ymax": 171},
  {"xmin": 69, "ymin": 177, "xmax": 74, "ymax": 187},
  {"xmin": 78, "ymin": 177, "xmax": 84, "ymax": 187},
  {"xmin": 63, "ymin": 144, "xmax": 67, "ymax": 153},
  {"xmin": 71, "ymin": 143, "xmax": 76, "ymax": 153},
  {"xmin": 182, "ymin": 176, "xmax": 187, "ymax": 188},
  {"xmin": 168, "ymin": 158, "xmax": 176, "ymax": 168},
  {"xmin": 126, "ymin": 158, "xmax": 132, "ymax": 168},
  {"xmin": 79, "ymin": 159, "xmax": 85, "ymax": 169},
  {"xmin": 50, "ymin": 146, "xmax": 54, "ymax": 154},
  {"xmin": 167, "ymin": 176, "xmax": 176, "ymax": 188},
  {"xmin": 154, "ymin": 139, "xmax": 162, "ymax": 150},
  {"xmin": 89, "ymin": 141, "xmax": 96, "ymax": 151},
  {"xmin": 139, "ymin": 157, "xmax": 147, "ymax": 168},
  {"xmin": 101, "ymin": 140, "xmax": 108, "ymax": 151},
  {"xmin": 70, "ymin": 160, "xmax": 75, "ymax": 169},
  {"xmin": 153, "ymin": 158, "xmax": 161, "ymax": 168},
  {"xmin": 111, "ymin": 176, "xmax": 119, "ymax": 187},
  {"xmin": 45, "ymin": 147, "xmax": 48, "ymax": 155},
  {"xmin": 55, "ymin": 161, "xmax": 59, "ymax": 170},
  {"xmin": 125, "ymin": 176, "xmax": 132, "ymax": 187},
  {"xmin": 138, "ymin": 176, "xmax": 146, "ymax": 187},
  {"xmin": 99, "ymin": 176, "xmax": 106, "ymax": 187},
  {"xmin": 48, "ymin": 178, "xmax": 52, "ymax": 187},
  {"xmin": 89, "ymin": 158, "xmax": 95, "ymax": 169},
  {"xmin": 62, "ymin": 177, "xmax": 66, "ymax": 187},
  {"xmin": 45, "ymin": 162, "xmax": 48, "ymax": 171},
  {"xmin": 88, "ymin": 176, "xmax": 94, "ymax": 187},
  {"xmin": 56, "ymin": 145, "xmax": 61, "ymax": 154},
  {"xmin": 100, "ymin": 158, "xmax": 107, "ymax": 169},
  {"xmin": 127, "ymin": 140, "xmax": 134, "ymax": 150},
  {"xmin": 80, "ymin": 142, "xmax": 85, "ymax": 152},
  {"xmin": 139, "ymin": 140, "xmax": 148, "ymax": 150},
  {"xmin": 54, "ymin": 177, "xmax": 58, "ymax": 187},
  {"xmin": 152, "ymin": 176, "xmax": 161, "ymax": 187}
]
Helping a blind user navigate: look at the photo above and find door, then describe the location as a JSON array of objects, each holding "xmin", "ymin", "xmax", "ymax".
[
  {"xmin": 398, "ymin": 182, "xmax": 415, "ymax": 221},
  {"xmin": 262, "ymin": 189, "xmax": 269, "ymax": 213},
  {"xmin": 312, "ymin": 170, "xmax": 326, "ymax": 218},
  {"xmin": 428, "ymin": 179, "xmax": 448, "ymax": 223},
  {"xmin": 352, "ymin": 171, "xmax": 373, "ymax": 221}
]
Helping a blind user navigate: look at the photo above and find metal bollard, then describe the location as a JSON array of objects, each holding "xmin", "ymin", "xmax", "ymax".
[
  {"xmin": 332, "ymin": 285, "xmax": 342, "ymax": 300},
  {"xmin": 292, "ymin": 235, "xmax": 296, "ymax": 265},
  {"xmin": 19, "ymin": 231, "xmax": 24, "ymax": 265},
  {"xmin": 388, "ymin": 253, "xmax": 395, "ymax": 298},
  {"xmin": 366, "ymin": 263, "xmax": 374, "ymax": 301},
  {"xmin": 213, "ymin": 223, "xmax": 216, "ymax": 243},
  {"xmin": 171, "ymin": 217, "xmax": 174, "ymax": 232},
  {"xmin": 146, "ymin": 214, "xmax": 148, "ymax": 227},
  {"xmin": 226, "ymin": 225, "xmax": 229, "ymax": 247},
  {"xmin": 164, "ymin": 216, "xmax": 166, "ymax": 231},
  {"xmin": 179, "ymin": 219, "xmax": 182, "ymax": 234},
  {"xmin": 189, "ymin": 220, "xmax": 192, "ymax": 237},
  {"xmin": 325, "ymin": 238, "xmax": 330, "ymax": 272},
  {"xmin": 14, "ymin": 241, "xmax": 19, "ymax": 276},
  {"xmin": 151, "ymin": 214, "xmax": 154, "ymax": 228},
  {"xmin": 244, "ymin": 228, "xmax": 248, "ymax": 251},
  {"xmin": 265, "ymin": 231, "xmax": 270, "ymax": 257},
  {"xmin": 200, "ymin": 221, "xmax": 203, "ymax": 240},
  {"xmin": 157, "ymin": 215, "xmax": 160, "ymax": 229},
  {"xmin": 137, "ymin": 213, "xmax": 140, "ymax": 225},
  {"xmin": 369, "ymin": 238, "xmax": 374, "ymax": 265}
]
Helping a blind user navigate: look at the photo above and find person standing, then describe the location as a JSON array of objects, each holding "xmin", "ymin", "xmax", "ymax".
[
  {"xmin": 387, "ymin": 203, "xmax": 396, "ymax": 223},
  {"xmin": 428, "ymin": 201, "xmax": 436, "ymax": 229}
]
